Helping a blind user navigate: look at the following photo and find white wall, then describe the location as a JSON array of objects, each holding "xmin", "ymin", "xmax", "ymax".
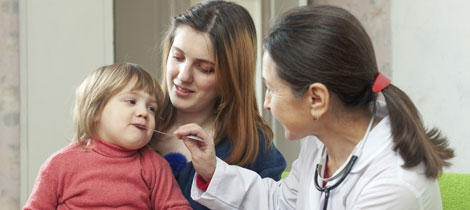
[
  {"xmin": 391, "ymin": 0, "xmax": 470, "ymax": 173},
  {"xmin": 19, "ymin": 0, "xmax": 114, "ymax": 205},
  {"xmin": 114, "ymin": 0, "xmax": 192, "ymax": 79}
]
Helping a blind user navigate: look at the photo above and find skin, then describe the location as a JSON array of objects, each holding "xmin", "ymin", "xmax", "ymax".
[
  {"xmin": 96, "ymin": 79, "xmax": 157, "ymax": 150},
  {"xmin": 154, "ymin": 25, "xmax": 218, "ymax": 161},
  {"xmin": 262, "ymin": 52, "xmax": 315, "ymax": 140},
  {"xmin": 176, "ymin": 52, "xmax": 377, "ymax": 181},
  {"xmin": 166, "ymin": 25, "xmax": 218, "ymax": 115}
]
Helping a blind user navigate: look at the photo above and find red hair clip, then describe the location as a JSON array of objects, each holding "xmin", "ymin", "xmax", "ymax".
[{"xmin": 372, "ymin": 73, "xmax": 391, "ymax": 93}]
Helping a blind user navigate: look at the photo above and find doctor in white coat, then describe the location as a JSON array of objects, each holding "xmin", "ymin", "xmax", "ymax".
[{"xmin": 174, "ymin": 5, "xmax": 454, "ymax": 210}]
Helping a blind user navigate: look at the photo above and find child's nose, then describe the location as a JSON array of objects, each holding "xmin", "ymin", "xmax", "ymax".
[{"xmin": 136, "ymin": 105, "xmax": 148, "ymax": 118}]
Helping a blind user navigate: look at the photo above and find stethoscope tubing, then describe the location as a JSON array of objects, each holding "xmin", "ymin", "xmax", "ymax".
[
  {"xmin": 313, "ymin": 102, "xmax": 376, "ymax": 210},
  {"xmin": 314, "ymin": 156, "xmax": 358, "ymax": 210}
]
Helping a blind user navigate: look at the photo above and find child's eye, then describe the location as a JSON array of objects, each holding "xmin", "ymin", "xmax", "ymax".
[
  {"xmin": 126, "ymin": 99, "xmax": 136, "ymax": 105},
  {"xmin": 147, "ymin": 106, "xmax": 156, "ymax": 113}
]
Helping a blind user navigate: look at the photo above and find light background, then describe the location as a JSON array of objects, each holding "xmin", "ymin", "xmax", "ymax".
[{"xmin": 1, "ymin": 0, "xmax": 469, "ymax": 208}]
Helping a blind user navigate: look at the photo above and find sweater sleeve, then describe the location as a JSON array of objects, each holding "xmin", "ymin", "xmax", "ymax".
[
  {"xmin": 146, "ymin": 151, "xmax": 192, "ymax": 210},
  {"xmin": 23, "ymin": 155, "xmax": 60, "ymax": 210}
]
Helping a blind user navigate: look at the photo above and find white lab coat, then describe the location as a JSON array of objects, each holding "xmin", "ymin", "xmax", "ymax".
[{"xmin": 191, "ymin": 102, "xmax": 442, "ymax": 210}]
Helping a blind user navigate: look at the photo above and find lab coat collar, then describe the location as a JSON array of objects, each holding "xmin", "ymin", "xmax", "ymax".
[
  {"xmin": 312, "ymin": 101, "xmax": 393, "ymax": 176},
  {"xmin": 349, "ymin": 101, "xmax": 393, "ymax": 173}
]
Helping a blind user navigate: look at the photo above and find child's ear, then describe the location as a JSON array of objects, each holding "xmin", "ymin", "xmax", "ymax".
[{"xmin": 305, "ymin": 83, "xmax": 329, "ymax": 120}]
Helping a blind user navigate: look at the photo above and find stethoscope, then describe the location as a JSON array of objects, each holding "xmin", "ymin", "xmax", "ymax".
[{"xmin": 313, "ymin": 102, "xmax": 377, "ymax": 210}]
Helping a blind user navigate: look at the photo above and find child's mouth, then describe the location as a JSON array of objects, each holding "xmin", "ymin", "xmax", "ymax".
[{"xmin": 134, "ymin": 125, "xmax": 147, "ymax": 131}]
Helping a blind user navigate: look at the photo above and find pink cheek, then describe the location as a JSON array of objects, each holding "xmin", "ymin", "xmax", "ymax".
[
  {"xmin": 203, "ymin": 83, "xmax": 216, "ymax": 91},
  {"xmin": 167, "ymin": 70, "xmax": 177, "ymax": 80},
  {"xmin": 166, "ymin": 63, "xmax": 179, "ymax": 78},
  {"xmin": 194, "ymin": 78, "xmax": 215, "ymax": 90}
]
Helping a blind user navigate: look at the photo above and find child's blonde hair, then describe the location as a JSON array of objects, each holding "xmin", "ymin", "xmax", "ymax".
[{"xmin": 73, "ymin": 63, "xmax": 162, "ymax": 146}]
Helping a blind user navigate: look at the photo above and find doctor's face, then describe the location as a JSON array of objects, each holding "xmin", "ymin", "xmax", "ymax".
[
  {"xmin": 166, "ymin": 25, "xmax": 218, "ymax": 113},
  {"xmin": 262, "ymin": 52, "xmax": 313, "ymax": 140}
]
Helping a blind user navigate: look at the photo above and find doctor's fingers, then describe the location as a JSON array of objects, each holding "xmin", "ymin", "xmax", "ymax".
[
  {"xmin": 182, "ymin": 137, "xmax": 215, "ymax": 159},
  {"xmin": 184, "ymin": 138, "xmax": 217, "ymax": 181},
  {"xmin": 182, "ymin": 137, "xmax": 205, "ymax": 153},
  {"xmin": 174, "ymin": 123, "xmax": 210, "ymax": 140}
]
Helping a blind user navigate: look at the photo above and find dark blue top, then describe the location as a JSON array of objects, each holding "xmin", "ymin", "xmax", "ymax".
[{"xmin": 164, "ymin": 131, "xmax": 287, "ymax": 210}]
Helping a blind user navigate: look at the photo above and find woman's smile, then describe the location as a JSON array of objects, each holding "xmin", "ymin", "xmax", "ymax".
[
  {"xmin": 174, "ymin": 83, "xmax": 195, "ymax": 97},
  {"xmin": 166, "ymin": 25, "xmax": 218, "ymax": 113}
]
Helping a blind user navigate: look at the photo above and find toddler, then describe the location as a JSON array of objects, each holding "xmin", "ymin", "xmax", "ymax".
[{"xmin": 24, "ymin": 63, "xmax": 191, "ymax": 210}]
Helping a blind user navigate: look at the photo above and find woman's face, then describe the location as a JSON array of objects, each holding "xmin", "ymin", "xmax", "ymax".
[
  {"xmin": 166, "ymin": 25, "xmax": 218, "ymax": 113},
  {"xmin": 262, "ymin": 52, "xmax": 313, "ymax": 140}
]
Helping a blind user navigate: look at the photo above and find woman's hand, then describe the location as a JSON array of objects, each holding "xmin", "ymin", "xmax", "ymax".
[{"xmin": 174, "ymin": 123, "xmax": 216, "ymax": 182}]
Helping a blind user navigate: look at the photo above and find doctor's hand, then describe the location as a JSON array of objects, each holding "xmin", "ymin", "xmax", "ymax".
[{"xmin": 174, "ymin": 123, "xmax": 216, "ymax": 182}]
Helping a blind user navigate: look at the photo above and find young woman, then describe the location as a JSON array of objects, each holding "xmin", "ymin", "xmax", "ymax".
[
  {"xmin": 151, "ymin": 1, "xmax": 286, "ymax": 209},
  {"xmin": 175, "ymin": 5, "xmax": 454, "ymax": 210}
]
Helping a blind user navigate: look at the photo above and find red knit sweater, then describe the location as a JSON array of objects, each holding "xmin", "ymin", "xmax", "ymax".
[{"xmin": 24, "ymin": 139, "xmax": 191, "ymax": 210}]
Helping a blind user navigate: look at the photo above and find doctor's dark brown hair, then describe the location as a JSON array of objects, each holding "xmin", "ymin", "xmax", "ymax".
[
  {"xmin": 263, "ymin": 5, "xmax": 453, "ymax": 178},
  {"xmin": 156, "ymin": 0, "xmax": 273, "ymax": 166}
]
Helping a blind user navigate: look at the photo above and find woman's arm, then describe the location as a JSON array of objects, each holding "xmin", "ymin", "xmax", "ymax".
[
  {"xmin": 192, "ymin": 157, "xmax": 290, "ymax": 210},
  {"xmin": 175, "ymin": 123, "xmax": 300, "ymax": 209}
]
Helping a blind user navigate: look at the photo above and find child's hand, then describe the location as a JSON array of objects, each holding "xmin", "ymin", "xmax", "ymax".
[{"xmin": 174, "ymin": 123, "xmax": 216, "ymax": 182}]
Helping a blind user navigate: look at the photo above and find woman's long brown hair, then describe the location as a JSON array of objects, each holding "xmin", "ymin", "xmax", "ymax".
[{"xmin": 156, "ymin": 0, "xmax": 273, "ymax": 166}]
